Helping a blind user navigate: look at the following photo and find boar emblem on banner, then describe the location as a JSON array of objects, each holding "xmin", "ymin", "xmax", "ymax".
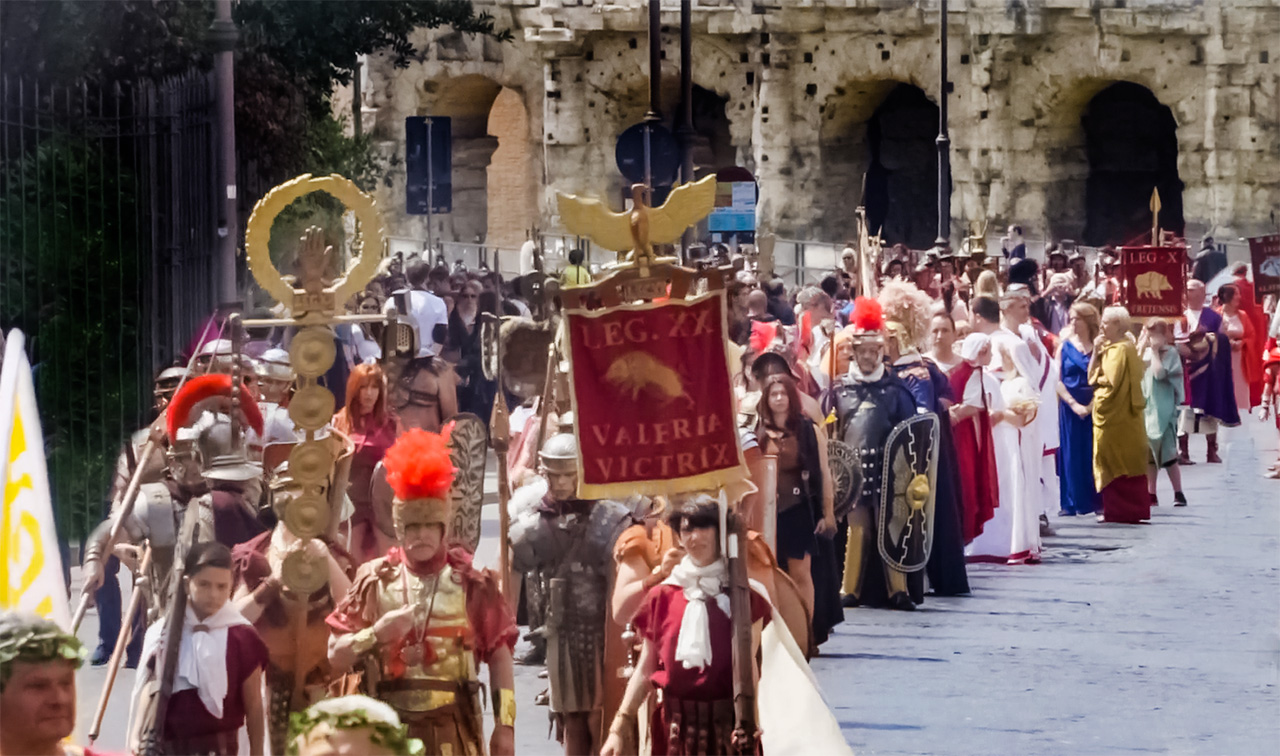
[{"xmin": 1135, "ymin": 271, "xmax": 1173, "ymax": 300}]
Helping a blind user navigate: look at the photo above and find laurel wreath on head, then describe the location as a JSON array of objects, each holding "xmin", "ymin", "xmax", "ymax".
[
  {"xmin": 0, "ymin": 621, "xmax": 86, "ymax": 690},
  {"xmin": 287, "ymin": 709, "xmax": 425, "ymax": 756}
]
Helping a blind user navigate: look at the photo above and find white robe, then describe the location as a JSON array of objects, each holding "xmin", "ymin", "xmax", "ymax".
[
  {"xmin": 1020, "ymin": 325, "xmax": 1061, "ymax": 517},
  {"xmin": 967, "ymin": 332, "xmax": 1043, "ymax": 562}
]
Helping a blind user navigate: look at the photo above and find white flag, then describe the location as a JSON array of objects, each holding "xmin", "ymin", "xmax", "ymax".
[{"xmin": 0, "ymin": 329, "xmax": 70, "ymax": 629}]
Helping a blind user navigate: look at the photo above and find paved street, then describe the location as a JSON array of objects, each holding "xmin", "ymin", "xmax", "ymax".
[{"xmin": 74, "ymin": 419, "xmax": 1279, "ymax": 754}]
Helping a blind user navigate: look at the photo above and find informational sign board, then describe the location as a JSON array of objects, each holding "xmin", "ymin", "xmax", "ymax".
[
  {"xmin": 405, "ymin": 116, "xmax": 451, "ymax": 214},
  {"xmin": 564, "ymin": 291, "xmax": 745, "ymax": 499},
  {"xmin": 708, "ymin": 179, "xmax": 757, "ymax": 233},
  {"xmin": 1247, "ymin": 234, "xmax": 1280, "ymax": 303},
  {"xmin": 1119, "ymin": 245, "xmax": 1186, "ymax": 318}
]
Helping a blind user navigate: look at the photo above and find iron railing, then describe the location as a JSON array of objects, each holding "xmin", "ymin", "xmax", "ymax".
[{"xmin": 0, "ymin": 74, "xmax": 218, "ymax": 539}]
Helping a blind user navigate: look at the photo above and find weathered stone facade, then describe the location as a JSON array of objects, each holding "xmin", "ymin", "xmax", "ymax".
[{"xmin": 356, "ymin": 0, "xmax": 1279, "ymax": 253}]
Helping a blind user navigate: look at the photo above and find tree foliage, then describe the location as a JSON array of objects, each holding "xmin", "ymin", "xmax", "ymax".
[
  {"xmin": 1, "ymin": 0, "xmax": 510, "ymax": 185},
  {"xmin": 1, "ymin": 139, "xmax": 145, "ymax": 538},
  {"xmin": 0, "ymin": 1, "xmax": 510, "ymax": 537}
]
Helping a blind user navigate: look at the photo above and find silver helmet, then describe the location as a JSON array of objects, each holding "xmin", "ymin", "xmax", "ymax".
[
  {"xmin": 538, "ymin": 432, "xmax": 578, "ymax": 475},
  {"xmin": 198, "ymin": 420, "xmax": 263, "ymax": 483}
]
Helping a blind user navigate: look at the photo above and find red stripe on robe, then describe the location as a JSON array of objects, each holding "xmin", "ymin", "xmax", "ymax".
[{"xmin": 948, "ymin": 361, "xmax": 1001, "ymax": 544}]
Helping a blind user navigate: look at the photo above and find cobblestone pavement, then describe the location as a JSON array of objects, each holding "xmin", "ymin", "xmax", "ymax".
[{"xmin": 75, "ymin": 420, "xmax": 1279, "ymax": 754}]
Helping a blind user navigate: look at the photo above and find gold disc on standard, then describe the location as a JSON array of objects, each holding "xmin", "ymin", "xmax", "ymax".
[
  {"xmin": 289, "ymin": 385, "xmax": 335, "ymax": 431},
  {"xmin": 290, "ymin": 327, "xmax": 337, "ymax": 378}
]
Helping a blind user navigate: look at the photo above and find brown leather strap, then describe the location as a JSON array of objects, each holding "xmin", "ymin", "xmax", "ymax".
[{"xmin": 378, "ymin": 677, "xmax": 467, "ymax": 694}]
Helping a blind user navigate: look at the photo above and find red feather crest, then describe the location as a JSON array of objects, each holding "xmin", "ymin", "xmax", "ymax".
[
  {"xmin": 851, "ymin": 297, "xmax": 884, "ymax": 332},
  {"xmin": 749, "ymin": 321, "xmax": 778, "ymax": 355},
  {"xmin": 383, "ymin": 425, "xmax": 456, "ymax": 502},
  {"xmin": 166, "ymin": 373, "xmax": 265, "ymax": 441}
]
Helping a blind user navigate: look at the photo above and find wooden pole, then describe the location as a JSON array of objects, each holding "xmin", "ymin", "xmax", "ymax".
[
  {"xmin": 88, "ymin": 543, "xmax": 153, "ymax": 743},
  {"xmin": 727, "ymin": 508, "xmax": 758, "ymax": 754},
  {"xmin": 532, "ymin": 342, "xmax": 559, "ymax": 455},
  {"xmin": 137, "ymin": 524, "xmax": 199, "ymax": 756},
  {"xmin": 490, "ymin": 395, "xmax": 513, "ymax": 603},
  {"xmin": 71, "ymin": 439, "xmax": 158, "ymax": 633}
]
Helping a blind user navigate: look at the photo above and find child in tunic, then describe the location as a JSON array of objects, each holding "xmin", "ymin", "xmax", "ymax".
[
  {"xmin": 1140, "ymin": 319, "xmax": 1187, "ymax": 505},
  {"xmin": 132, "ymin": 541, "xmax": 268, "ymax": 756}
]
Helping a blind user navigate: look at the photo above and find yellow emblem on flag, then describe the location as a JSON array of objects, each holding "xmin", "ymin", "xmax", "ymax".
[{"xmin": 1, "ymin": 330, "xmax": 70, "ymax": 629}]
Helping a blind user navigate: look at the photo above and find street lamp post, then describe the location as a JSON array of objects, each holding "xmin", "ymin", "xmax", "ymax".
[
  {"xmin": 935, "ymin": 0, "xmax": 951, "ymax": 249},
  {"xmin": 210, "ymin": 0, "xmax": 239, "ymax": 306},
  {"xmin": 643, "ymin": 0, "xmax": 663, "ymax": 194},
  {"xmin": 677, "ymin": 0, "xmax": 695, "ymax": 259}
]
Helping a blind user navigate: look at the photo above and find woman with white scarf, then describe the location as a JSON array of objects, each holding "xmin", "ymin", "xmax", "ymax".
[
  {"xmin": 601, "ymin": 496, "xmax": 851, "ymax": 756},
  {"xmin": 600, "ymin": 496, "xmax": 768, "ymax": 756},
  {"xmin": 130, "ymin": 542, "xmax": 268, "ymax": 756}
]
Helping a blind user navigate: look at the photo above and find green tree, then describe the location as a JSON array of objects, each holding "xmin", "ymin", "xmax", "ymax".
[
  {"xmin": 0, "ymin": 139, "xmax": 144, "ymax": 538},
  {"xmin": 1, "ymin": 1, "xmax": 510, "ymax": 537},
  {"xmin": 1, "ymin": 0, "xmax": 510, "ymax": 189}
]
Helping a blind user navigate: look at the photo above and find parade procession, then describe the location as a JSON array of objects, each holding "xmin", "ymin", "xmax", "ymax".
[{"xmin": 3, "ymin": 2, "xmax": 1280, "ymax": 756}]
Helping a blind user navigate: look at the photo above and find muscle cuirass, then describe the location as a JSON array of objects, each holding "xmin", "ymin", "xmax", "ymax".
[
  {"xmin": 376, "ymin": 563, "xmax": 478, "ymax": 715},
  {"xmin": 834, "ymin": 380, "xmax": 901, "ymax": 506}
]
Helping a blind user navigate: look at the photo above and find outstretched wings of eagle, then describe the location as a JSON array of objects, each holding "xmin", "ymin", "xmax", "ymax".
[{"xmin": 557, "ymin": 175, "xmax": 718, "ymax": 260}]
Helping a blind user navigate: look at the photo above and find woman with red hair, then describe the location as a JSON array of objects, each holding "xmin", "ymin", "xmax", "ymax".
[{"xmin": 332, "ymin": 363, "xmax": 400, "ymax": 562}]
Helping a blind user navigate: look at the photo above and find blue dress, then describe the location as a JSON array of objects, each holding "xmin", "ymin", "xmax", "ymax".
[{"xmin": 1057, "ymin": 340, "xmax": 1099, "ymax": 515}]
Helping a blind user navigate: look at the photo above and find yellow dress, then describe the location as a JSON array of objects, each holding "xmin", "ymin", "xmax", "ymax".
[{"xmin": 1089, "ymin": 339, "xmax": 1148, "ymax": 490}]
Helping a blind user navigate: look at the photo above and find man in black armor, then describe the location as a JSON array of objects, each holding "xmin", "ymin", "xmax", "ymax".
[
  {"xmin": 509, "ymin": 431, "xmax": 635, "ymax": 756},
  {"xmin": 832, "ymin": 298, "xmax": 920, "ymax": 610}
]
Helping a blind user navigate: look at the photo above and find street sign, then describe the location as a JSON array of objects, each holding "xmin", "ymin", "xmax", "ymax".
[
  {"xmin": 615, "ymin": 122, "xmax": 679, "ymax": 187},
  {"xmin": 406, "ymin": 116, "xmax": 451, "ymax": 214},
  {"xmin": 708, "ymin": 167, "xmax": 757, "ymax": 233}
]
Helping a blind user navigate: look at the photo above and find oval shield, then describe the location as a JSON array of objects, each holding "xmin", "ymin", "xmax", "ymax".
[{"xmin": 876, "ymin": 413, "xmax": 940, "ymax": 573}]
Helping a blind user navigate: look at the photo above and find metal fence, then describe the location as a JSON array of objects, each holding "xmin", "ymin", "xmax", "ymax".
[{"xmin": 0, "ymin": 74, "xmax": 218, "ymax": 539}]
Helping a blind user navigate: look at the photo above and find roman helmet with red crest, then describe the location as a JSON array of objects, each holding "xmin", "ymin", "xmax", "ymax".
[
  {"xmin": 382, "ymin": 426, "xmax": 457, "ymax": 539},
  {"xmin": 165, "ymin": 373, "xmax": 265, "ymax": 482}
]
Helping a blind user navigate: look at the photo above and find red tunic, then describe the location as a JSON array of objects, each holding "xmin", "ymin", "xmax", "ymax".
[
  {"xmin": 632, "ymin": 584, "xmax": 769, "ymax": 702},
  {"xmin": 161, "ymin": 624, "xmax": 269, "ymax": 741},
  {"xmin": 948, "ymin": 362, "xmax": 1001, "ymax": 543}
]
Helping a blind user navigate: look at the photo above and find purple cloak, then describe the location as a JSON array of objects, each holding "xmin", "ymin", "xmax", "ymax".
[{"xmin": 1187, "ymin": 307, "xmax": 1241, "ymax": 426}]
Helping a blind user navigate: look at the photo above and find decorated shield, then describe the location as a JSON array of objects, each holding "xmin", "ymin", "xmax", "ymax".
[
  {"xmin": 447, "ymin": 412, "xmax": 489, "ymax": 552},
  {"xmin": 877, "ymin": 413, "xmax": 939, "ymax": 573},
  {"xmin": 827, "ymin": 438, "xmax": 863, "ymax": 521}
]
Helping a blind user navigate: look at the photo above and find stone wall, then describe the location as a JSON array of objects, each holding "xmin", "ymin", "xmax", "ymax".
[{"xmin": 354, "ymin": 0, "xmax": 1280, "ymax": 251}]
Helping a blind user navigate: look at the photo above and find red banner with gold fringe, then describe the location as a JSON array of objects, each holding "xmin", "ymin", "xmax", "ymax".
[{"xmin": 564, "ymin": 291, "xmax": 745, "ymax": 499}]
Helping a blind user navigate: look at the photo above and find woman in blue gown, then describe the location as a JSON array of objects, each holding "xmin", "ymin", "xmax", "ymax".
[{"xmin": 1055, "ymin": 302, "xmax": 1101, "ymax": 515}]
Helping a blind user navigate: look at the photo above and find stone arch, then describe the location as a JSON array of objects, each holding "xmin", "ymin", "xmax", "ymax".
[
  {"xmin": 1082, "ymin": 82, "xmax": 1184, "ymax": 246},
  {"xmin": 361, "ymin": 32, "xmax": 546, "ymax": 248},
  {"xmin": 818, "ymin": 80, "xmax": 939, "ymax": 247},
  {"xmin": 1033, "ymin": 77, "xmax": 1185, "ymax": 245},
  {"xmin": 486, "ymin": 87, "xmax": 537, "ymax": 250},
  {"xmin": 412, "ymin": 75, "xmax": 502, "ymax": 248},
  {"xmin": 573, "ymin": 35, "xmax": 752, "ymax": 206}
]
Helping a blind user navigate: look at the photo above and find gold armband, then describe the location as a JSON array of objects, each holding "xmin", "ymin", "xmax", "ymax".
[
  {"xmin": 350, "ymin": 627, "xmax": 378, "ymax": 656},
  {"xmin": 492, "ymin": 688, "xmax": 516, "ymax": 728}
]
